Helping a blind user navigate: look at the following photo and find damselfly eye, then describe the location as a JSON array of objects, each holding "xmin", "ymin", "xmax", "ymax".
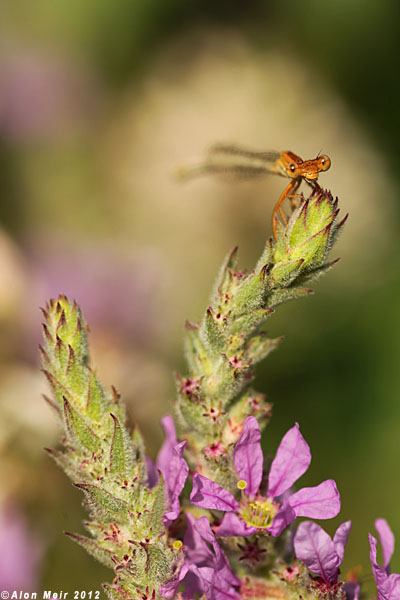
[
  {"xmin": 288, "ymin": 163, "xmax": 297, "ymax": 173},
  {"xmin": 319, "ymin": 154, "xmax": 331, "ymax": 171}
]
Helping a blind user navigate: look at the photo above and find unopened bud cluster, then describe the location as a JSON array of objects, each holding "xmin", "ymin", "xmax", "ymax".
[
  {"xmin": 40, "ymin": 296, "xmax": 179, "ymax": 600},
  {"xmin": 175, "ymin": 189, "xmax": 345, "ymax": 491}
]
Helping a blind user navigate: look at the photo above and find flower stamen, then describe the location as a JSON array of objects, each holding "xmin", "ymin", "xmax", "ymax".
[{"xmin": 240, "ymin": 497, "xmax": 276, "ymax": 529}]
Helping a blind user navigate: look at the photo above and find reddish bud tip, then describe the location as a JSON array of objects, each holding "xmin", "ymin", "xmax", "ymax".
[
  {"xmin": 42, "ymin": 323, "xmax": 53, "ymax": 343},
  {"xmin": 111, "ymin": 386, "xmax": 120, "ymax": 403},
  {"xmin": 337, "ymin": 213, "xmax": 349, "ymax": 228}
]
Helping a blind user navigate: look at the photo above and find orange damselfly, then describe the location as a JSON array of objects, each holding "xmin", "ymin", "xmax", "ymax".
[{"xmin": 176, "ymin": 144, "xmax": 331, "ymax": 238}]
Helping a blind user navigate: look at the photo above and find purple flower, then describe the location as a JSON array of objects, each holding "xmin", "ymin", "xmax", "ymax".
[
  {"xmin": 294, "ymin": 520, "xmax": 351, "ymax": 585},
  {"xmin": 0, "ymin": 49, "xmax": 98, "ymax": 141},
  {"xmin": 190, "ymin": 417, "xmax": 340, "ymax": 538},
  {"xmin": 150, "ymin": 415, "xmax": 189, "ymax": 525},
  {"xmin": 0, "ymin": 504, "xmax": 43, "ymax": 591},
  {"xmin": 369, "ymin": 518, "xmax": 400, "ymax": 600},
  {"xmin": 28, "ymin": 238, "xmax": 160, "ymax": 348},
  {"xmin": 156, "ymin": 416, "xmax": 178, "ymax": 475},
  {"xmin": 159, "ymin": 514, "xmax": 240, "ymax": 599}
]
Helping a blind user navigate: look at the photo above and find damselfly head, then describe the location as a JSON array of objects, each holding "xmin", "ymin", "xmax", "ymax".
[{"xmin": 300, "ymin": 154, "xmax": 332, "ymax": 182}]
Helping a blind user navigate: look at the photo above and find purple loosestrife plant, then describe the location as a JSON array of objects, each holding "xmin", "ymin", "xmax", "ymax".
[
  {"xmin": 39, "ymin": 187, "xmax": 360, "ymax": 600},
  {"xmin": 190, "ymin": 418, "xmax": 340, "ymax": 537}
]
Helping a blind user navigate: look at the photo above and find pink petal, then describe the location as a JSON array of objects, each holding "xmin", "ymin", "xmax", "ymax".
[
  {"xmin": 184, "ymin": 513, "xmax": 214, "ymax": 565},
  {"xmin": 233, "ymin": 416, "xmax": 263, "ymax": 498},
  {"xmin": 194, "ymin": 515, "xmax": 219, "ymax": 546},
  {"xmin": 268, "ymin": 502, "xmax": 296, "ymax": 537},
  {"xmin": 196, "ymin": 567, "xmax": 239, "ymax": 600},
  {"xmin": 159, "ymin": 560, "xmax": 189, "ymax": 599},
  {"xmin": 162, "ymin": 441, "xmax": 189, "ymax": 525},
  {"xmin": 289, "ymin": 479, "xmax": 340, "ymax": 519},
  {"xmin": 267, "ymin": 423, "xmax": 311, "ymax": 498},
  {"xmin": 193, "ymin": 517, "xmax": 240, "ymax": 587},
  {"xmin": 375, "ymin": 518, "xmax": 395, "ymax": 569},
  {"xmin": 189, "ymin": 565, "xmax": 212, "ymax": 598},
  {"xmin": 166, "ymin": 441, "xmax": 189, "ymax": 498},
  {"xmin": 369, "ymin": 533, "xmax": 389, "ymax": 593},
  {"xmin": 190, "ymin": 474, "xmax": 239, "ymax": 512},
  {"xmin": 333, "ymin": 521, "xmax": 352, "ymax": 563},
  {"xmin": 156, "ymin": 415, "xmax": 177, "ymax": 475},
  {"xmin": 294, "ymin": 521, "xmax": 339, "ymax": 585},
  {"xmin": 183, "ymin": 565, "xmax": 207, "ymax": 598},
  {"xmin": 163, "ymin": 500, "xmax": 180, "ymax": 526},
  {"xmin": 217, "ymin": 512, "xmax": 256, "ymax": 538},
  {"xmin": 384, "ymin": 574, "xmax": 400, "ymax": 600}
]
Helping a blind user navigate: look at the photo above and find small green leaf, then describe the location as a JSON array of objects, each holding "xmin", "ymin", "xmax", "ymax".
[
  {"xmin": 41, "ymin": 369, "xmax": 70, "ymax": 407},
  {"xmin": 145, "ymin": 475, "xmax": 165, "ymax": 537},
  {"xmin": 230, "ymin": 307, "xmax": 273, "ymax": 338},
  {"xmin": 202, "ymin": 307, "xmax": 227, "ymax": 354},
  {"xmin": 109, "ymin": 413, "xmax": 126, "ymax": 476},
  {"xmin": 266, "ymin": 286, "xmax": 314, "ymax": 308},
  {"xmin": 254, "ymin": 237, "xmax": 273, "ymax": 273},
  {"xmin": 177, "ymin": 396, "xmax": 211, "ymax": 434},
  {"xmin": 86, "ymin": 367, "xmax": 106, "ymax": 420},
  {"xmin": 64, "ymin": 345, "xmax": 89, "ymax": 399},
  {"xmin": 63, "ymin": 398, "xmax": 101, "ymax": 453},
  {"xmin": 184, "ymin": 321, "xmax": 211, "ymax": 376},
  {"xmin": 210, "ymin": 245, "xmax": 239, "ymax": 301},
  {"xmin": 231, "ymin": 266, "xmax": 268, "ymax": 318},
  {"xmin": 269, "ymin": 258, "xmax": 305, "ymax": 287},
  {"xmin": 132, "ymin": 427, "xmax": 146, "ymax": 482},
  {"xmin": 75, "ymin": 484, "xmax": 130, "ymax": 523},
  {"xmin": 146, "ymin": 543, "xmax": 176, "ymax": 585},
  {"xmin": 245, "ymin": 335, "xmax": 282, "ymax": 364}
]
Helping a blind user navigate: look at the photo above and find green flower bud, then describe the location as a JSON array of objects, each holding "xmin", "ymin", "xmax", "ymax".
[{"xmin": 271, "ymin": 189, "xmax": 347, "ymax": 287}]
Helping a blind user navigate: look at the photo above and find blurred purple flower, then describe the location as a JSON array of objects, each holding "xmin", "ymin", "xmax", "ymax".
[
  {"xmin": 0, "ymin": 504, "xmax": 42, "ymax": 591},
  {"xmin": 294, "ymin": 520, "xmax": 351, "ymax": 585},
  {"xmin": 153, "ymin": 415, "xmax": 188, "ymax": 526},
  {"xmin": 0, "ymin": 49, "xmax": 98, "ymax": 141},
  {"xmin": 191, "ymin": 417, "xmax": 340, "ymax": 538},
  {"xmin": 369, "ymin": 518, "xmax": 400, "ymax": 600},
  {"xmin": 159, "ymin": 514, "xmax": 239, "ymax": 599},
  {"xmin": 26, "ymin": 239, "xmax": 161, "ymax": 351}
]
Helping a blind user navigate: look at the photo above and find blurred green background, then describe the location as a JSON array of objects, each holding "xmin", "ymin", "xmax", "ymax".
[{"xmin": 0, "ymin": 0, "xmax": 399, "ymax": 594}]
